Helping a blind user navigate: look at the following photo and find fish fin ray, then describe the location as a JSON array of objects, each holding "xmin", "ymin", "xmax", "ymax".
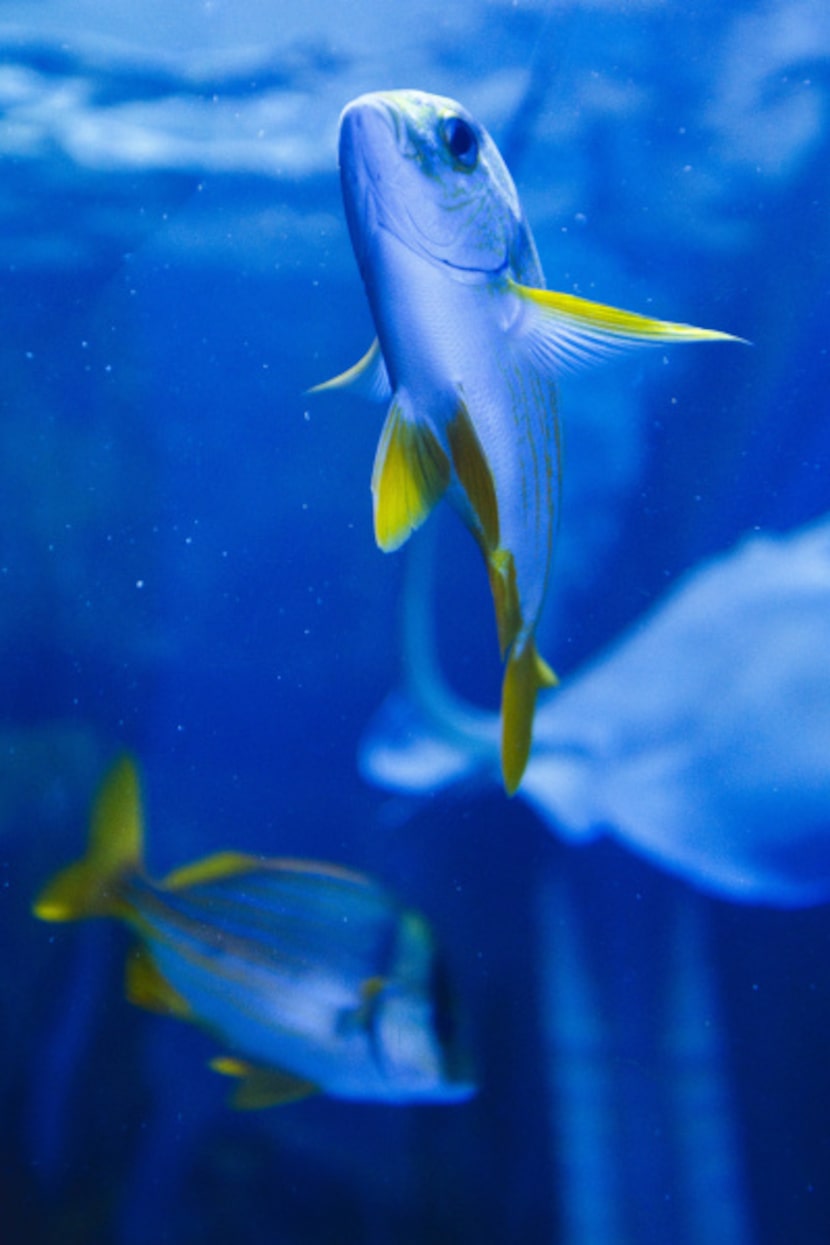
[
  {"xmin": 33, "ymin": 754, "xmax": 143, "ymax": 921},
  {"xmin": 501, "ymin": 639, "xmax": 558, "ymax": 795},
  {"xmin": 372, "ymin": 398, "xmax": 450, "ymax": 551},
  {"xmin": 209, "ymin": 1057, "xmax": 318, "ymax": 1108},
  {"xmin": 125, "ymin": 944, "xmax": 192, "ymax": 1017},
  {"xmin": 447, "ymin": 401, "xmax": 499, "ymax": 551},
  {"xmin": 510, "ymin": 280, "xmax": 745, "ymax": 375},
  {"xmin": 307, "ymin": 339, "xmax": 392, "ymax": 403}
]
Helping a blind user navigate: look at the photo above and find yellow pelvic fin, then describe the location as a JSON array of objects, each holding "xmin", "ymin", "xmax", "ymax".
[
  {"xmin": 125, "ymin": 945, "xmax": 192, "ymax": 1018},
  {"xmin": 33, "ymin": 754, "xmax": 144, "ymax": 922},
  {"xmin": 446, "ymin": 402, "xmax": 499, "ymax": 552},
  {"xmin": 487, "ymin": 548, "xmax": 521, "ymax": 659},
  {"xmin": 209, "ymin": 1057, "xmax": 318, "ymax": 1109},
  {"xmin": 501, "ymin": 639, "xmax": 558, "ymax": 796},
  {"xmin": 160, "ymin": 851, "xmax": 262, "ymax": 892},
  {"xmin": 371, "ymin": 399, "xmax": 450, "ymax": 552}
]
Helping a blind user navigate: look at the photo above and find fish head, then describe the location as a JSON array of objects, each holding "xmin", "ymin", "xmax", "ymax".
[
  {"xmin": 364, "ymin": 912, "xmax": 476, "ymax": 1103},
  {"xmin": 338, "ymin": 88, "xmax": 540, "ymax": 282}
]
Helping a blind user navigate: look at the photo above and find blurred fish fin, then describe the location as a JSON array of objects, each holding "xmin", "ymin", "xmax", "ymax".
[
  {"xmin": 307, "ymin": 338, "xmax": 392, "ymax": 402},
  {"xmin": 510, "ymin": 280, "xmax": 746, "ymax": 374},
  {"xmin": 359, "ymin": 690, "xmax": 490, "ymax": 795},
  {"xmin": 33, "ymin": 754, "xmax": 143, "ymax": 922},
  {"xmin": 209, "ymin": 1057, "xmax": 318, "ymax": 1108},
  {"xmin": 125, "ymin": 945, "xmax": 191, "ymax": 1018},
  {"xmin": 372, "ymin": 397, "xmax": 450, "ymax": 551},
  {"xmin": 501, "ymin": 639, "xmax": 558, "ymax": 796},
  {"xmin": 160, "ymin": 851, "xmax": 261, "ymax": 891}
]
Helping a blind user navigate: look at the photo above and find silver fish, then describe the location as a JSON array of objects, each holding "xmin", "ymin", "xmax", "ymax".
[{"xmin": 314, "ymin": 88, "xmax": 740, "ymax": 793}]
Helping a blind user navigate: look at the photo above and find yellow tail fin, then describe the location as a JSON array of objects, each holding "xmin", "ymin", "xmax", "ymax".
[
  {"xmin": 33, "ymin": 755, "xmax": 144, "ymax": 922},
  {"xmin": 501, "ymin": 640, "xmax": 558, "ymax": 795}
]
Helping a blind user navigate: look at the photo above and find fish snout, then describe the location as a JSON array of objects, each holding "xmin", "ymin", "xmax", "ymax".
[
  {"xmin": 338, "ymin": 94, "xmax": 409, "ymax": 272},
  {"xmin": 338, "ymin": 93, "xmax": 403, "ymax": 167}
]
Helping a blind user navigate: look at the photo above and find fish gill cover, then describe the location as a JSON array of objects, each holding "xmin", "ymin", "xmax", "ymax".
[{"xmin": 2, "ymin": 2, "xmax": 830, "ymax": 1245}]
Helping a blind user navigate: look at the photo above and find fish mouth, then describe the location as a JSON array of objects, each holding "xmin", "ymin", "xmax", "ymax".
[
  {"xmin": 338, "ymin": 95, "xmax": 404, "ymax": 274},
  {"xmin": 338, "ymin": 94, "xmax": 508, "ymax": 279}
]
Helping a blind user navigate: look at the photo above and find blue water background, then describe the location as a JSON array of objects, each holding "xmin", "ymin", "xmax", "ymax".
[{"xmin": 2, "ymin": 1, "xmax": 830, "ymax": 1242}]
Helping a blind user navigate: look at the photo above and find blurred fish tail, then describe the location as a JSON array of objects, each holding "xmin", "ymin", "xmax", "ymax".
[{"xmin": 33, "ymin": 755, "xmax": 143, "ymax": 922}]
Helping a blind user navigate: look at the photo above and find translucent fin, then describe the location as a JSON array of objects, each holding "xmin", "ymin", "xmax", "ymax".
[
  {"xmin": 372, "ymin": 398, "xmax": 450, "ymax": 552},
  {"xmin": 510, "ymin": 280, "xmax": 746, "ymax": 374},
  {"xmin": 447, "ymin": 402, "xmax": 499, "ymax": 551},
  {"xmin": 161, "ymin": 851, "xmax": 262, "ymax": 892},
  {"xmin": 33, "ymin": 755, "xmax": 143, "ymax": 922},
  {"xmin": 487, "ymin": 548, "xmax": 522, "ymax": 659},
  {"xmin": 209, "ymin": 1057, "xmax": 318, "ymax": 1108},
  {"xmin": 125, "ymin": 944, "xmax": 191, "ymax": 1018},
  {"xmin": 307, "ymin": 339, "xmax": 392, "ymax": 403},
  {"xmin": 501, "ymin": 639, "xmax": 558, "ymax": 796}
]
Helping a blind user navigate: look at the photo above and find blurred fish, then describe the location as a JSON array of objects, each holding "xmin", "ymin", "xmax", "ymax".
[
  {"xmin": 361, "ymin": 515, "xmax": 830, "ymax": 907},
  {"xmin": 313, "ymin": 88, "xmax": 740, "ymax": 794},
  {"xmin": 34, "ymin": 757, "xmax": 475, "ymax": 1105}
]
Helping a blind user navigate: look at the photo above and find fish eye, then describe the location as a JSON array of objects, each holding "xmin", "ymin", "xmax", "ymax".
[{"xmin": 440, "ymin": 116, "xmax": 479, "ymax": 170}]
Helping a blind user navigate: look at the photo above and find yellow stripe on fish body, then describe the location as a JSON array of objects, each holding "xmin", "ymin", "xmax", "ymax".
[{"xmin": 318, "ymin": 89, "xmax": 744, "ymax": 793}]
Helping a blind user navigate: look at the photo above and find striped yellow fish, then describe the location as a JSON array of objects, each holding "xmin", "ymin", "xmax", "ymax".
[
  {"xmin": 313, "ymin": 89, "xmax": 741, "ymax": 793},
  {"xmin": 33, "ymin": 756, "xmax": 474, "ymax": 1106}
]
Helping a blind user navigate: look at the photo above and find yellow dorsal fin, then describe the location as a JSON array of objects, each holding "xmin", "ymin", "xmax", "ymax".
[
  {"xmin": 501, "ymin": 639, "xmax": 558, "ymax": 795},
  {"xmin": 33, "ymin": 754, "xmax": 143, "ymax": 922},
  {"xmin": 125, "ymin": 944, "xmax": 192, "ymax": 1018},
  {"xmin": 371, "ymin": 399, "xmax": 450, "ymax": 552},
  {"xmin": 160, "ymin": 851, "xmax": 262, "ymax": 892},
  {"xmin": 446, "ymin": 402, "xmax": 499, "ymax": 552},
  {"xmin": 209, "ymin": 1057, "xmax": 318, "ymax": 1108}
]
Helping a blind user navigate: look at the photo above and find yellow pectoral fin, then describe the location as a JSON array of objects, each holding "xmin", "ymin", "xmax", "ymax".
[
  {"xmin": 511, "ymin": 280, "xmax": 746, "ymax": 373},
  {"xmin": 126, "ymin": 945, "xmax": 192, "ymax": 1018},
  {"xmin": 501, "ymin": 639, "xmax": 558, "ymax": 796},
  {"xmin": 209, "ymin": 1057, "xmax": 318, "ymax": 1109},
  {"xmin": 372, "ymin": 400, "xmax": 450, "ymax": 552}
]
